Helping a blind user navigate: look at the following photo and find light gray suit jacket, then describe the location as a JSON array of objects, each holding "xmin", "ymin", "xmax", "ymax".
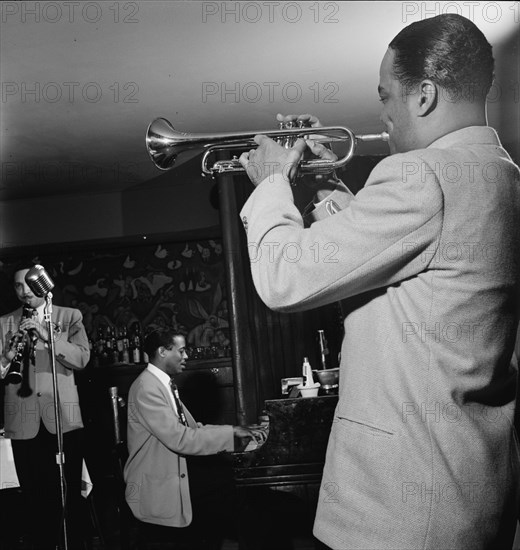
[
  {"xmin": 124, "ymin": 368, "xmax": 234, "ymax": 527},
  {"xmin": 240, "ymin": 126, "xmax": 520, "ymax": 550},
  {"xmin": 0, "ymin": 305, "xmax": 90, "ymax": 438}
]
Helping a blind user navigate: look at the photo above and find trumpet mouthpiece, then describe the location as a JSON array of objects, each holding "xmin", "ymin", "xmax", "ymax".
[{"xmin": 357, "ymin": 132, "xmax": 389, "ymax": 143}]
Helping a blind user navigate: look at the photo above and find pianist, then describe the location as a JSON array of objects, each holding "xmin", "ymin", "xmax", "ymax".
[{"xmin": 124, "ymin": 328, "xmax": 253, "ymax": 549}]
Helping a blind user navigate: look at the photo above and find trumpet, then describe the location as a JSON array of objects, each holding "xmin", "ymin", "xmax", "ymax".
[{"xmin": 146, "ymin": 117, "xmax": 388, "ymax": 177}]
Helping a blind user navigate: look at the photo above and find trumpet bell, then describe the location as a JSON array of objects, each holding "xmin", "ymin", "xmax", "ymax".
[
  {"xmin": 146, "ymin": 118, "xmax": 187, "ymax": 170},
  {"xmin": 146, "ymin": 117, "xmax": 389, "ymax": 176},
  {"xmin": 146, "ymin": 118, "xmax": 259, "ymax": 172}
]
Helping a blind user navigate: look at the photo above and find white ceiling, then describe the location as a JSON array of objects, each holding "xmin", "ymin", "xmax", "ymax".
[{"xmin": 1, "ymin": 1, "xmax": 519, "ymax": 201}]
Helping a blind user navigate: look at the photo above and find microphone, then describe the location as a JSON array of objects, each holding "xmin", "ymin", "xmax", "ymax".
[{"xmin": 25, "ymin": 264, "xmax": 55, "ymax": 297}]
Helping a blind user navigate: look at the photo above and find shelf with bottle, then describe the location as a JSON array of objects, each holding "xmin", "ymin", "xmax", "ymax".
[
  {"xmin": 186, "ymin": 344, "xmax": 232, "ymax": 361},
  {"xmin": 87, "ymin": 328, "xmax": 233, "ymax": 369},
  {"xmin": 87, "ymin": 355, "xmax": 232, "ymax": 370},
  {"xmin": 87, "ymin": 321, "xmax": 147, "ymax": 368}
]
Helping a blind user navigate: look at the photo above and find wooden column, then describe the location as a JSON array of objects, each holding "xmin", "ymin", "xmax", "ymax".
[{"xmin": 217, "ymin": 174, "xmax": 258, "ymax": 425}]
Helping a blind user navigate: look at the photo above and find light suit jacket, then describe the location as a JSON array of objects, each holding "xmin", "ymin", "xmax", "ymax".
[
  {"xmin": 240, "ymin": 126, "xmax": 520, "ymax": 550},
  {"xmin": 0, "ymin": 305, "xmax": 90, "ymax": 439},
  {"xmin": 124, "ymin": 368, "xmax": 234, "ymax": 527}
]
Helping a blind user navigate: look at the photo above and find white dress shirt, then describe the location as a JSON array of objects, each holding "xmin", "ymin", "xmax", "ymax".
[{"xmin": 146, "ymin": 363, "xmax": 181, "ymax": 418}]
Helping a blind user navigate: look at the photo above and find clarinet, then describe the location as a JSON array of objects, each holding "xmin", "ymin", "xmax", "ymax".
[
  {"xmin": 6, "ymin": 306, "xmax": 36, "ymax": 385},
  {"xmin": 6, "ymin": 333, "xmax": 26, "ymax": 383}
]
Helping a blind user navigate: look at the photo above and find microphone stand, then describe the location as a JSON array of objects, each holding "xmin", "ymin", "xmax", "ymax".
[{"xmin": 44, "ymin": 292, "xmax": 68, "ymax": 550}]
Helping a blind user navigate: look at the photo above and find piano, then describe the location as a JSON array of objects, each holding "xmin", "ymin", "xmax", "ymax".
[{"xmin": 232, "ymin": 395, "xmax": 338, "ymax": 487}]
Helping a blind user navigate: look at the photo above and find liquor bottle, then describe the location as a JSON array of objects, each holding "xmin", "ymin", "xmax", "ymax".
[
  {"xmin": 96, "ymin": 327, "xmax": 105, "ymax": 351},
  {"xmin": 298, "ymin": 357, "xmax": 320, "ymax": 398},
  {"xmin": 317, "ymin": 329, "xmax": 329, "ymax": 370},
  {"xmin": 127, "ymin": 322, "xmax": 142, "ymax": 364},
  {"xmin": 122, "ymin": 327, "xmax": 130, "ymax": 353},
  {"xmin": 132, "ymin": 334, "xmax": 141, "ymax": 364},
  {"xmin": 105, "ymin": 326, "xmax": 113, "ymax": 353},
  {"xmin": 97, "ymin": 327, "xmax": 107, "ymax": 366},
  {"xmin": 128, "ymin": 337, "xmax": 134, "ymax": 364},
  {"xmin": 110, "ymin": 329, "xmax": 117, "ymax": 355},
  {"xmin": 122, "ymin": 340, "xmax": 130, "ymax": 364},
  {"xmin": 107, "ymin": 327, "xmax": 118, "ymax": 364},
  {"xmin": 303, "ymin": 357, "xmax": 314, "ymax": 386},
  {"xmin": 132, "ymin": 322, "xmax": 142, "ymax": 364},
  {"xmin": 116, "ymin": 328, "xmax": 124, "ymax": 361}
]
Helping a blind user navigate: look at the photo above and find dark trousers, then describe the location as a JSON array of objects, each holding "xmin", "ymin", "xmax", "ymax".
[
  {"xmin": 11, "ymin": 422, "xmax": 85, "ymax": 550},
  {"xmin": 139, "ymin": 454, "xmax": 244, "ymax": 550},
  {"xmin": 187, "ymin": 455, "xmax": 238, "ymax": 548}
]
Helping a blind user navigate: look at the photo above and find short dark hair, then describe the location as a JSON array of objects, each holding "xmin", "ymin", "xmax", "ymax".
[
  {"xmin": 389, "ymin": 14, "xmax": 494, "ymax": 101},
  {"xmin": 144, "ymin": 328, "xmax": 184, "ymax": 360},
  {"xmin": 11, "ymin": 261, "xmax": 37, "ymax": 279}
]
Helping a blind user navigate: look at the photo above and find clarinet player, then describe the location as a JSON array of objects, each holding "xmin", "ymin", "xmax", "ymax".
[{"xmin": 0, "ymin": 263, "xmax": 90, "ymax": 550}]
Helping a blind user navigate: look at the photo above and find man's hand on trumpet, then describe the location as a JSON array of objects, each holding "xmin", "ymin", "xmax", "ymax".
[
  {"xmin": 276, "ymin": 113, "xmax": 343, "ymax": 196},
  {"xmin": 239, "ymin": 113, "xmax": 340, "ymax": 197},
  {"xmin": 238, "ymin": 134, "xmax": 306, "ymax": 186}
]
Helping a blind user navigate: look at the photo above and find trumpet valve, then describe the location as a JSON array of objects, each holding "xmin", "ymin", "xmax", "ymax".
[
  {"xmin": 275, "ymin": 121, "xmax": 285, "ymax": 146},
  {"xmin": 284, "ymin": 121, "xmax": 296, "ymax": 148}
]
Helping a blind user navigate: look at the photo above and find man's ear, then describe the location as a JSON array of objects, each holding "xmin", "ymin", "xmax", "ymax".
[{"xmin": 417, "ymin": 80, "xmax": 438, "ymax": 117}]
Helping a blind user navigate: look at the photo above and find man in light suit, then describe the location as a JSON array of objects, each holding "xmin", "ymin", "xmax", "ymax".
[
  {"xmin": 0, "ymin": 264, "xmax": 90, "ymax": 550},
  {"xmin": 238, "ymin": 14, "xmax": 520, "ymax": 550},
  {"xmin": 124, "ymin": 328, "xmax": 253, "ymax": 549}
]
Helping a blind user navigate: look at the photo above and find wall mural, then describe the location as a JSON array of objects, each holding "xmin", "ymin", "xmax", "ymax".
[{"xmin": 1, "ymin": 239, "xmax": 231, "ymax": 364}]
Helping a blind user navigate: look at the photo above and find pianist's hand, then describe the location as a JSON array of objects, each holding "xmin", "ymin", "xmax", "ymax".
[{"xmin": 233, "ymin": 426, "xmax": 254, "ymax": 452}]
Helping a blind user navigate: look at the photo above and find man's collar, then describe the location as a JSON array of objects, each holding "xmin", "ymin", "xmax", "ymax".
[
  {"xmin": 428, "ymin": 126, "xmax": 500, "ymax": 150},
  {"xmin": 18, "ymin": 302, "xmax": 45, "ymax": 313},
  {"xmin": 147, "ymin": 363, "xmax": 172, "ymax": 387}
]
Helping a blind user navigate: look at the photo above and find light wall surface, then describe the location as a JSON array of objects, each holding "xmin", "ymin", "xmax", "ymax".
[{"xmin": 0, "ymin": 1, "xmax": 518, "ymax": 248}]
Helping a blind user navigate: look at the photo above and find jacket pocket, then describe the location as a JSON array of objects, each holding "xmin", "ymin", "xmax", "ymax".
[
  {"xmin": 139, "ymin": 473, "xmax": 179, "ymax": 519},
  {"xmin": 336, "ymin": 415, "xmax": 395, "ymax": 438}
]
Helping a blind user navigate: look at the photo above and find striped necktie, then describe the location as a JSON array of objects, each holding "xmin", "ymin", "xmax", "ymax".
[{"xmin": 169, "ymin": 379, "xmax": 188, "ymax": 426}]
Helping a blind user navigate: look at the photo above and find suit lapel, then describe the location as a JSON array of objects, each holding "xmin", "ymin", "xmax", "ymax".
[{"xmin": 142, "ymin": 369, "xmax": 198, "ymax": 428}]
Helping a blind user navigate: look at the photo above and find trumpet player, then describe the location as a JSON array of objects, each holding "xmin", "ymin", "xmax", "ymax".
[
  {"xmin": 0, "ymin": 263, "xmax": 90, "ymax": 550},
  {"xmin": 239, "ymin": 13, "xmax": 519, "ymax": 550}
]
